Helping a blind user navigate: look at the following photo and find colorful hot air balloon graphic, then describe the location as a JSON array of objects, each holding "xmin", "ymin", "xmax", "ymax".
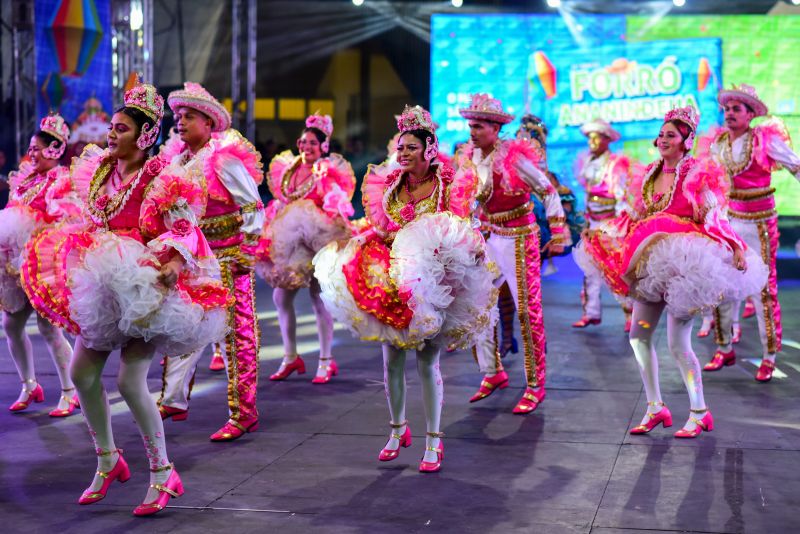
[
  {"xmin": 47, "ymin": 0, "xmax": 104, "ymax": 77},
  {"xmin": 533, "ymin": 51, "xmax": 557, "ymax": 99},
  {"xmin": 41, "ymin": 71, "xmax": 66, "ymax": 111},
  {"xmin": 697, "ymin": 57, "xmax": 711, "ymax": 91}
]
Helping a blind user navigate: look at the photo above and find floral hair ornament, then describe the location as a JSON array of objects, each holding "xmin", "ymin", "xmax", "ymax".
[
  {"xmin": 39, "ymin": 114, "xmax": 70, "ymax": 159},
  {"xmin": 124, "ymin": 82, "xmax": 165, "ymax": 150},
  {"xmin": 305, "ymin": 112, "xmax": 334, "ymax": 153},
  {"xmin": 167, "ymin": 82, "xmax": 231, "ymax": 132},
  {"xmin": 397, "ymin": 105, "xmax": 439, "ymax": 161},
  {"xmin": 664, "ymin": 105, "xmax": 700, "ymax": 151},
  {"xmin": 458, "ymin": 93, "xmax": 515, "ymax": 125}
]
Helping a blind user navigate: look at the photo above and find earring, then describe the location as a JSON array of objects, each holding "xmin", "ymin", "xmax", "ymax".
[
  {"xmin": 42, "ymin": 140, "xmax": 64, "ymax": 160},
  {"xmin": 137, "ymin": 123, "xmax": 160, "ymax": 150},
  {"xmin": 424, "ymin": 136, "xmax": 438, "ymax": 161}
]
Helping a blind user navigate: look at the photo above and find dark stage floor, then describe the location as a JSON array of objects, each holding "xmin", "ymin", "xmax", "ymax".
[{"xmin": 2, "ymin": 256, "xmax": 799, "ymax": 533}]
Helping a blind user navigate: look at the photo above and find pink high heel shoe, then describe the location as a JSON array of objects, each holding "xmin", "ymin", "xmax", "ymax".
[
  {"xmin": 132, "ymin": 465, "xmax": 184, "ymax": 516},
  {"xmin": 629, "ymin": 402, "xmax": 673, "ymax": 435},
  {"xmin": 78, "ymin": 449, "xmax": 131, "ymax": 504},
  {"xmin": 48, "ymin": 388, "xmax": 80, "ymax": 417},
  {"xmin": 269, "ymin": 355, "xmax": 306, "ymax": 381},
  {"xmin": 208, "ymin": 343, "xmax": 226, "ymax": 371},
  {"xmin": 312, "ymin": 358, "xmax": 339, "ymax": 384},
  {"xmin": 159, "ymin": 404, "xmax": 189, "ymax": 421},
  {"xmin": 9, "ymin": 380, "xmax": 44, "ymax": 412},
  {"xmin": 469, "ymin": 371, "xmax": 509, "ymax": 403},
  {"xmin": 674, "ymin": 410, "xmax": 714, "ymax": 439},
  {"xmin": 379, "ymin": 421, "xmax": 411, "ymax": 461},
  {"xmin": 419, "ymin": 433, "xmax": 444, "ymax": 473}
]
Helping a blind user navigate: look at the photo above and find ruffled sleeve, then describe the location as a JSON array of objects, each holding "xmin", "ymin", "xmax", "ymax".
[
  {"xmin": 361, "ymin": 163, "xmax": 398, "ymax": 238},
  {"xmin": 317, "ymin": 154, "xmax": 356, "ymax": 219},
  {"xmin": 266, "ymin": 150, "xmax": 298, "ymax": 204},
  {"xmin": 756, "ymin": 119, "xmax": 800, "ymax": 178},
  {"xmin": 207, "ymin": 131, "xmax": 266, "ymax": 240},
  {"xmin": 6, "ymin": 163, "xmax": 34, "ymax": 208},
  {"xmin": 44, "ymin": 166, "xmax": 83, "ymax": 222},
  {"xmin": 682, "ymin": 157, "xmax": 744, "ymax": 253},
  {"xmin": 503, "ymin": 140, "xmax": 570, "ymax": 245},
  {"xmin": 141, "ymin": 164, "xmax": 217, "ymax": 275}
]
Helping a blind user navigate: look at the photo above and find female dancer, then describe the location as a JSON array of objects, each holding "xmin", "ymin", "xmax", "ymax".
[
  {"xmin": 575, "ymin": 106, "xmax": 766, "ymax": 438},
  {"xmin": 1, "ymin": 115, "xmax": 80, "ymax": 416},
  {"xmin": 21, "ymin": 84, "xmax": 230, "ymax": 515},
  {"xmin": 257, "ymin": 113, "xmax": 355, "ymax": 384},
  {"xmin": 314, "ymin": 105, "xmax": 497, "ymax": 472}
]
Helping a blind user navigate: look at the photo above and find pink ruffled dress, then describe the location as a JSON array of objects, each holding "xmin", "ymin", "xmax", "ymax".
[
  {"xmin": 0, "ymin": 163, "xmax": 81, "ymax": 313},
  {"xmin": 255, "ymin": 151, "xmax": 355, "ymax": 289},
  {"xmin": 313, "ymin": 159, "xmax": 498, "ymax": 350},
  {"xmin": 574, "ymin": 155, "xmax": 768, "ymax": 318},
  {"xmin": 21, "ymin": 145, "xmax": 232, "ymax": 353}
]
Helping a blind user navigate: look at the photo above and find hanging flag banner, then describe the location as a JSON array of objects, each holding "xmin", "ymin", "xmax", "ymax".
[{"xmin": 35, "ymin": 0, "xmax": 112, "ymax": 123}]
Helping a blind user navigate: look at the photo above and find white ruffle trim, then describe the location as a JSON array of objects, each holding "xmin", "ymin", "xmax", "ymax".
[
  {"xmin": 0, "ymin": 207, "xmax": 42, "ymax": 312},
  {"xmin": 69, "ymin": 232, "xmax": 227, "ymax": 352},
  {"xmin": 634, "ymin": 234, "xmax": 768, "ymax": 319},
  {"xmin": 314, "ymin": 212, "xmax": 497, "ymax": 350},
  {"xmin": 257, "ymin": 199, "xmax": 350, "ymax": 289}
]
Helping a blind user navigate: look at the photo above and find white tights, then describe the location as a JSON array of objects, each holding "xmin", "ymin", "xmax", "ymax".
[
  {"xmin": 382, "ymin": 342, "xmax": 443, "ymax": 463},
  {"xmin": 272, "ymin": 279, "xmax": 334, "ymax": 378},
  {"xmin": 71, "ymin": 336, "xmax": 171, "ymax": 502},
  {"xmin": 629, "ymin": 301, "xmax": 708, "ymax": 431},
  {"xmin": 4, "ymin": 303, "xmax": 74, "ymax": 408}
]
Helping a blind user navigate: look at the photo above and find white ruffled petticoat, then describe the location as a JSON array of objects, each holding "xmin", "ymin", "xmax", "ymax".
[
  {"xmin": 0, "ymin": 207, "xmax": 43, "ymax": 312},
  {"xmin": 257, "ymin": 199, "xmax": 350, "ymax": 289},
  {"xmin": 633, "ymin": 234, "xmax": 768, "ymax": 319},
  {"xmin": 314, "ymin": 212, "xmax": 497, "ymax": 350},
  {"xmin": 68, "ymin": 232, "xmax": 228, "ymax": 353}
]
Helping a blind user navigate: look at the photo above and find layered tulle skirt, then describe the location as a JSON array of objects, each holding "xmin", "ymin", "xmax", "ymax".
[
  {"xmin": 313, "ymin": 212, "xmax": 498, "ymax": 350},
  {"xmin": 256, "ymin": 199, "xmax": 351, "ymax": 290},
  {"xmin": 21, "ymin": 225, "xmax": 231, "ymax": 353},
  {"xmin": 574, "ymin": 213, "xmax": 768, "ymax": 319},
  {"xmin": 0, "ymin": 206, "xmax": 45, "ymax": 312}
]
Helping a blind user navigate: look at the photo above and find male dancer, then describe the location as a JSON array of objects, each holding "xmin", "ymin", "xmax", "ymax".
[
  {"xmin": 158, "ymin": 82, "xmax": 266, "ymax": 439},
  {"xmin": 572, "ymin": 119, "xmax": 632, "ymax": 331},
  {"xmin": 455, "ymin": 94, "xmax": 569, "ymax": 413},
  {"xmin": 704, "ymin": 84, "xmax": 800, "ymax": 382}
]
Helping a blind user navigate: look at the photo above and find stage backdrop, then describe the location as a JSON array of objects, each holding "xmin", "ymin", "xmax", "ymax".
[
  {"xmin": 35, "ymin": 0, "xmax": 112, "ymax": 125},
  {"xmin": 431, "ymin": 14, "xmax": 800, "ymax": 216}
]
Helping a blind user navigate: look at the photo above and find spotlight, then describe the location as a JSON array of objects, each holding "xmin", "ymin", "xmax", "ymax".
[
  {"xmin": 352, "ymin": 0, "xmax": 364, "ymax": 6},
  {"xmin": 546, "ymin": 0, "xmax": 561, "ymax": 7},
  {"xmin": 673, "ymin": 0, "xmax": 686, "ymax": 6},
  {"xmin": 451, "ymin": 0, "xmax": 463, "ymax": 7}
]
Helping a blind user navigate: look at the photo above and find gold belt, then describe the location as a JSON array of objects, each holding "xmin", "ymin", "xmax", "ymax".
[
  {"xmin": 588, "ymin": 195, "xmax": 617, "ymax": 206},
  {"xmin": 485, "ymin": 202, "xmax": 531, "ymax": 224},
  {"xmin": 484, "ymin": 222, "xmax": 538, "ymax": 237},
  {"xmin": 200, "ymin": 212, "xmax": 243, "ymax": 241},
  {"xmin": 729, "ymin": 208, "xmax": 777, "ymax": 221},
  {"xmin": 729, "ymin": 187, "xmax": 775, "ymax": 201}
]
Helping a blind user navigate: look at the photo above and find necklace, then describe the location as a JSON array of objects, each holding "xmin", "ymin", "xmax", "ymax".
[
  {"xmin": 398, "ymin": 176, "xmax": 436, "ymax": 222},
  {"xmin": 406, "ymin": 171, "xmax": 432, "ymax": 186},
  {"xmin": 662, "ymin": 166, "xmax": 676, "ymax": 174}
]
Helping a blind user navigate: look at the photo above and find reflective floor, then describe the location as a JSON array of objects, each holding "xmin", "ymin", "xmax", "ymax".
[{"xmin": 2, "ymin": 256, "xmax": 799, "ymax": 533}]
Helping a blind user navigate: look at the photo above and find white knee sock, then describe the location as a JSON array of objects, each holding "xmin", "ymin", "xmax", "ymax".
[
  {"xmin": 629, "ymin": 301, "xmax": 666, "ymax": 424},
  {"xmin": 273, "ymin": 287, "xmax": 298, "ymax": 362},
  {"xmin": 416, "ymin": 343, "xmax": 443, "ymax": 462},
  {"xmin": 382, "ymin": 344, "xmax": 407, "ymax": 450},
  {"xmin": 667, "ymin": 313, "xmax": 708, "ymax": 431},
  {"xmin": 118, "ymin": 339, "xmax": 172, "ymax": 502}
]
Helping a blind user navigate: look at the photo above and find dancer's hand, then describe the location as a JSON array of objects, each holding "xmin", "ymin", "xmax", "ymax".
[
  {"xmin": 733, "ymin": 247, "xmax": 747, "ymax": 271},
  {"xmin": 158, "ymin": 257, "xmax": 184, "ymax": 288}
]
